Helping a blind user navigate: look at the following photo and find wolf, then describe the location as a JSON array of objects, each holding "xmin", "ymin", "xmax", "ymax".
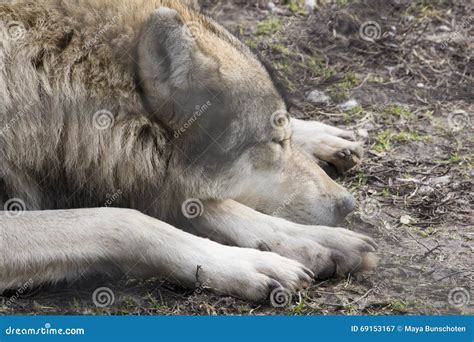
[{"xmin": 0, "ymin": 0, "xmax": 376, "ymax": 301}]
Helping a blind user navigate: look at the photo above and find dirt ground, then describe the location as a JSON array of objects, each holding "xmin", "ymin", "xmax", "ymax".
[{"xmin": 1, "ymin": 0, "xmax": 472, "ymax": 315}]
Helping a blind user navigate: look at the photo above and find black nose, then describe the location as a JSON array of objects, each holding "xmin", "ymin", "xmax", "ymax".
[{"xmin": 337, "ymin": 195, "xmax": 356, "ymax": 218}]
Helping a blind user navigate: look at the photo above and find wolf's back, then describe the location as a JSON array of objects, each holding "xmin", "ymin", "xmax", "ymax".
[{"xmin": 0, "ymin": 0, "xmax": 182, "ymax": 211}]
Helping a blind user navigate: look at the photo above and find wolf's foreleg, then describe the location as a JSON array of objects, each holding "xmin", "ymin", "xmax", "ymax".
[
  {"xmin": 0, "ymin": 208, "xmax": 310, "ymax": 300},
  {"xmin": 184, "ymin": 200, "xmax": 377, "ymax": 279}
]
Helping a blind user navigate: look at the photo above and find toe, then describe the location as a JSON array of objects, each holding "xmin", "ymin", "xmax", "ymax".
[
  {"xmin": 268, "ymin": 279, "xmax": 283, "ymax": 291},
  {"xmin": 337, "ymin": 151, "xmax": 346, "ymax": 158},
  {"xmin": 338, "ymin": 130, "xmax": 356, "ymax": 141},
  {"xmin": 316, "ymin": 254, "xmax": 338, "ymax": 279}
]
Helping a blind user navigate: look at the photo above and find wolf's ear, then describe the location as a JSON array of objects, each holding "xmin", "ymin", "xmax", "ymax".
[{"xmin": 137, "ymin": 7, "xmax": 218, "ymax": 92}]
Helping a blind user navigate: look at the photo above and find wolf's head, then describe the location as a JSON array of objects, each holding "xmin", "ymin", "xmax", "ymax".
[{"xmin": 136, "ymin": 6, "xmax": 354, "ymax": 226}]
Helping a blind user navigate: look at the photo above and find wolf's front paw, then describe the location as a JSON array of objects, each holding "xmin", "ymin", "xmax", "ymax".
[
  {"xmin": 299, "ymin": 134, "xmax": 363, "ymax": 174},
  {"xmin": 327, "ymin": 138, "xmax": 363, "ymax": 174},
  {"xmin": 259, "ymin": 225, "xmax": 377, "ymax": 279},
  {"xmin": 308, "ymin": 227, "xmax": 378, "ymax": 278},
  {"xmin": 291, "ymin": 119, "xmax": 363, "ymax": 174},
  {"xmin": 202, "ymin": 247, "xmax": 313, "ymax": 301}
]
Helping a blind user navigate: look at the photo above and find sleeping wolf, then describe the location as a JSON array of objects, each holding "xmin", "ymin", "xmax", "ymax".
[{"xmin": 0, "ymin": 0, "xmax": 376, "ymax": 301}]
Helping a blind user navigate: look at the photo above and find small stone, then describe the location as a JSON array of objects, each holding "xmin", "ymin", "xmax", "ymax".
[
  {"xmin": 418, "ymin": 185, "xmax": 434, "ymax": 195},
  {"xmin": 338, "ymin": 99, "xmax": 359, "ymax": 111},
  {"xmin": 417, "ymin": 83, "xmax": 425, "ymax": 88},
  {"xmin": 268, "ymin": 2, "xmax": 276, "ymax": 12},
  {"xmin": 304, "ymin": 0, "xmax": 316, "ymax": 12},
  {"xmin": 357, "ymin": 128, "xmax": 369, "ymax": 138},
  {"xmin": 429, "ymin": 175, "xmax": 451, "ymax": 185},
  {"xmin": 438, "ymin": 25, "xmax": 452, "ymax": 32},
  {"xmin": 306, "ymin": 90, "xmax": 331, "ymax": 105},
  {"xmin": 400, "ymin": 215, "xmax": 412, "ymax": 225},
  {"xmin": 385, "ymin": 65, "xmax": 398, "ymax": 73}
]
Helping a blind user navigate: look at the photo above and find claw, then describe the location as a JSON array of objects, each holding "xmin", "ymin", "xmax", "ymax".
[
  {"xmin": 365, "ymin": 237, "xmax": 378, "ymax": 249},
  {"xmin": 268, "ymin": 279, "xmax": 283, "ymax": 291},
  {"xmin": 359, "ymin": 241, "xmax": 376, "ymax": 253},
  {"xmin": 302, "ymin": 266, "xmax": 315, "ymax": 279}
]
